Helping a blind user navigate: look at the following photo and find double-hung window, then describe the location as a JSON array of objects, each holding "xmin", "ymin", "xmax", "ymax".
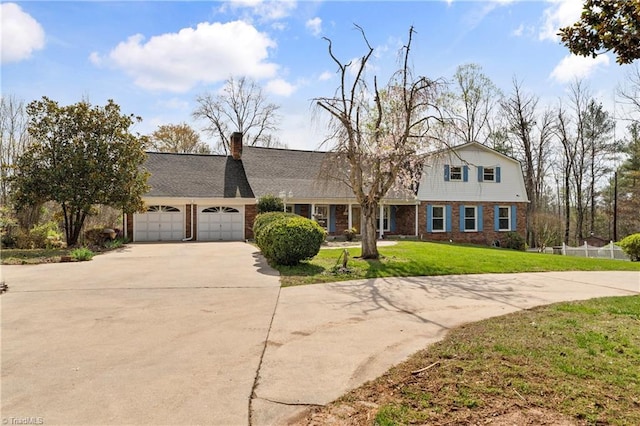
[
  {"xmin": 483, "ymin": 167, "xmax": 495, "ymax": 182},
  {"xmin": 431, "ymin": 206, "xmax": 445, "ymax": 232},
  {"xmin": 498, "ymin": 206, "xmax": 510, "ymax": 231},
  {"xmin": 464, "ymin": 206, "xmax": 477, "ymax": 231},
  {"xmin": 450, "ymin": 166, "xmax": 462, "ymax": 181}
]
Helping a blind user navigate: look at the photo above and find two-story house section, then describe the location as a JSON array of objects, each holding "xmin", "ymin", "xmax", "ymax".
[{"xmin": 417, "ymin": 142, "xmax": 529, "ymax": 246}]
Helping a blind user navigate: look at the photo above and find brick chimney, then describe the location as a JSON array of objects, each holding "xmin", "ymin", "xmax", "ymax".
[{"xmin": 230, "ymin": 132, "xmax": 243, "ymax": 160}]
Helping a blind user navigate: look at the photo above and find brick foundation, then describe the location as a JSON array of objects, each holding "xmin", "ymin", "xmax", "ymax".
[{"xmin": 245, "ymin": 204, "xmax": 258, "ymax": 239}]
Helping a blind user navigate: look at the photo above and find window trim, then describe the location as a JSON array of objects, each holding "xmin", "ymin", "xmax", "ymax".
[
  {"xmin": 376, "ymin": 205, "xmax": 391, "ymax": 232},
  {"xmin": 464, "ymin": 206, "xmax": 477, "ymax": 232},
  {"xmin": 313, "ymin": 205, "xmax": 329, "ymax": 230},
  {"xmin": 431, "ymin": 205, "xmax": 446, "ymax": 232},
  {"xmin": 449, "ymin": 166, "xmax": 463, "ymax": 181},
  {"xmin": 483, "ymin": 167, "xmax": 495, "ymax": 182},
  {"xmin": 498, "ymin": 206, "xmax": 511, "ymax": 231}
]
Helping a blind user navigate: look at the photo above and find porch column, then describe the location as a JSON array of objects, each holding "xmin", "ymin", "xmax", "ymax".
[
  {"xmin": 311, "ymin": 203, "xmax": 315, "ymax": 221},
  {"xmin": 415, "ymin": 204, "xmax": 419, "ymax": 236},
  {"xmin": 348, "ymin": 204, "xmax": 352, "ymax": 230},
  {"xmin": 379, "ymin": 204, "xmax": 384, "ymax": 239}
]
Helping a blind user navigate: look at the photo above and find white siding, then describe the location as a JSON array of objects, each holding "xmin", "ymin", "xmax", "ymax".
[{"xmin": 417, "ymin": 143, "xmax": 529, "ymax": 203}]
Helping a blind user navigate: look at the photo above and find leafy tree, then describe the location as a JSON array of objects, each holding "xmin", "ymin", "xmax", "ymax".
[
  {"xmin": 256, "ymin": 194, "xmax": 284, "ymax": 214},
  {"xmin": 193, "ymin": 76, "xmax": 281, "ymax": 154},
  {"xmin": 13, "ymin": 97, "xmax": 149, "ymax": 246},
  {"xmin": 559, "ymin": 0, "xmax": 640, "ymax": 65},
  {"xmin": 0, "ymin": 96, "xmax": 32, "ymax": 205},
  {"xmin": 149, "ymin": 122, "xmax": 211, "ymax": 154},
  {"xmin": 315, "ymin": 26, "xmax": 442, "ymax": 259}
]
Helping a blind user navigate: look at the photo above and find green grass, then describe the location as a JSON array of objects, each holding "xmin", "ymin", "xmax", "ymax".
[
  {"xmin": 276, "ymin": 241, "xmax": 640, "ymax": 287},
  {"xmin": 309, "ymin": 296, "xmax": 640, "ymax": 425}
]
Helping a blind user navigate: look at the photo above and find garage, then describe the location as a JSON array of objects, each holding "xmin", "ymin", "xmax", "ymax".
[
  {"xmin": 198, "ymin": 206, "xmax": 244, "ymax": 241},
  {"xmin": 134, "ymin": 205, "xmax": 184, "ymax": 242}
]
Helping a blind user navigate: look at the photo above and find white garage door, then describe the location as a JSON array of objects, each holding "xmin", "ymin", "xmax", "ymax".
[
  {"xmin": 198, "ymin": 206, "xmax": 244, "ymax": 241},
  {"xmin": 134, "ymin": 205, "xmax": 184, "ymax": 242}
]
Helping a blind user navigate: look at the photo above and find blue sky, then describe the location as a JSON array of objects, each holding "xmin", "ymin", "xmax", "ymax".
[{"xmin": 1, "ymin": 0, "xmax": 632, "ymax": 151}]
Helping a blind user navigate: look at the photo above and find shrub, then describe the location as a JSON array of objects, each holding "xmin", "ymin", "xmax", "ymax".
[
  {"xmin": 504, "ymin": 231, "xmax": 525, "ymax": 251},
  {"xmin": 253, "ymin": 212, "xmax": 296, "ymax": 242},
  {"xmin": 258, "ymin": 215, "xmax": 326, "ymax": 266},
  {"xmin": 71, "ymin": 247, "xmax": 94, "ymax": 261},
  {"xmin": 104, "ymin": 238, "xmax": 125, "ymax": 250},
  {"xmin": 256, "ymin": 194, "xmax": 284, "ymax": 214},
  {"xmin": 344, "ymin": 227, "xmax": 357, "ymax": 242},
  {"xmin": 618, "ymin": 233, "xmax": 640, "ymax": 261},
  {"xmin": 12, "ymin": 221, "xmax": 64, "ymax": 249}
]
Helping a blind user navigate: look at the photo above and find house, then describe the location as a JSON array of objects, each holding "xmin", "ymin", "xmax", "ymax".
[
  {"xmin": 125, "ymin": 133, "xmax": 419, "ymax": 242},
  {"xmin": 416, "ymin": 141, "xmax": 529, "ymax": 246},
  {"xmin": 126, "ymin": 135, "xmax": 528, "ymax": 245}
]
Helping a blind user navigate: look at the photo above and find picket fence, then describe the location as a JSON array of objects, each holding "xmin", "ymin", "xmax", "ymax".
[{"xmin": 559, "ymin": 242, "xmax": 630, "ymax": 261}]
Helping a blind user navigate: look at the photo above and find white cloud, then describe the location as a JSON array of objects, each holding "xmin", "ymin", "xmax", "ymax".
[
  {"xmin": 0, "ymin": 3, "xmax": 45, "ymax": 64},
  {"xmin": 305, "ymin": 17, "xmax": 322, "ymax": 37},
  {"xmin": 220, "ymin": 0, "xmax": 297, "ymax": 22},
  {"xmin": 265, "ymin": 78, "xmax": 296, "ymax": 96},
  {"xmin": 539, "ymin": 0, "xmax": 583, "ymax": 42},
  {"xmin": 91, "ymin": 21, "xmax": 279, "ymax": 92},
  {"xmin": 512, "ymin": 23, "xmax": 524, "ymax": 37},
  {"xmin": 319, "ymin": 71, "xmax": 333, "ymax": 81},
  {"xmin": 549, "ymin": 54, "xmax": 610, "ymax": 83}
]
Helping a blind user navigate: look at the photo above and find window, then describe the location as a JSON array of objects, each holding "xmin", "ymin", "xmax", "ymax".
[
  {"xmin": 376, "ymin": 206, "xmax": 391, "ymax": 231},
  {"xmin": 285, "ymin": 205, "xmax": 294, "ymax": 213},
  {"xmin": 432, "ymin": 206, "xmax": 445, "ymax": 232},
  {"xmin": 147, "ymin": 205, "xmax": 180, "ymax": 212},
  {"xmin": 498, "ymin": 206, "xmax": 510, "ymax": 231},
  {"xmin": 202, "ymin": 207, "xmax": 239, "ymax": 213},
  {"xmin": 313, "ymin": 205, "xmax": 329, "ymax": 230},
  {"xmin": 450, "ymin": 166, "xmax": 462, "ymax": 181},
  {"xmin": 464, "ymin": 206, "xmax": 477, "ymax": 231},
  {"xmin": 483, "ymin": 167, "xmax": 495, "ymax": 182}
]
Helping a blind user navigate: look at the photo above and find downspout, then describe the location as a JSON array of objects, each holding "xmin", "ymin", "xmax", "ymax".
[{"xmin": 182, "ymin": 200, "xmax": 195, "ymax": 241}]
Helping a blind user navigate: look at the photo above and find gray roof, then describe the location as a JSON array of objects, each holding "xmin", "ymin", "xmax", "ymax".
[{"xmin": 143, "ymin": 147, "xmax": 413, "ymax": 201}]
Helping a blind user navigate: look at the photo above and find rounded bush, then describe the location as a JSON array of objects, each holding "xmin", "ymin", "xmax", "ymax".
[
  {"xmin": 259, "ymin": 216, "xmax": 326, "ymax": 266},
  {"xmin": 256, "ymin": 194, "xmax": 284, "ymax": 214},
  {"xmin": 618, "ymin": 233, "xmax": 640, "ymax": 261},
  {"xmin": 253, "ymin": 212, "xmax": 296, "ymax": 243},
  {"xmin": 504, "ymin": 231, "xmax": 525, "ymax": 251}
]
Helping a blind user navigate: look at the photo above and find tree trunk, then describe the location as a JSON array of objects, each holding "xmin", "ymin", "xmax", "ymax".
[
  {"xmin": 360, "ymin": 200, "xmax": 379, "ymax": 259},
  {"xmin": 564, "ymin": 171, "xmax": 571, "ymax": 245}
]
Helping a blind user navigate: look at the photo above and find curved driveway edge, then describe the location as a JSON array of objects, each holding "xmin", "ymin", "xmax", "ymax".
[
  {"xmin": 1, "ymin": 242, "xmax": 281, "ymax": 426},
  {"xmin": 252, "ymin": 271, "xmax": 640, "ymax": 425}
]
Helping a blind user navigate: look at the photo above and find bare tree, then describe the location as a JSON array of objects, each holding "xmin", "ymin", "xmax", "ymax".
[
  {"xmin": 0, "ymin": 96, "xmax": 32, "ymax": 206},
  {"xmin": 568, "ymin": 80, "xmax": 591, "ymax": 242},
  {"xmin": 500, "ymin": 79, "xmax": 553, "ymax": 247},
  {"xmin": 618, "ymin": 63, "xmax": 640, "ymax": 120},
  {"xmin": 441, "ymin": 63, "xmax": 502, "ymax": 146},
  {"xmin": 149, "ymin": 122, "xmax": 211, "ymax": 154},
  {"xmin": 315, "ymin": 26, "xmax": 442, "ymax": 259},
  {"xmin": 555, "ymin": 102, "xmax": 576, "ymax": 245},
  {"xmin": 193, "ymin": 76, "xmax": 281, "ymax": 154}
]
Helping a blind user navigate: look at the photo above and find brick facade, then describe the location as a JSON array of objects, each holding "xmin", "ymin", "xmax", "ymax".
[
  {"xmin": 418, "ymin": 201, "xmax": 527, "ymax": 246},
  {"xmin": 388, "ymin": 205, "xmax": 416, "ymax": 236},
  {"xmin": 244, "ymin": 204, "xmax": 258, "ymax": 240}
]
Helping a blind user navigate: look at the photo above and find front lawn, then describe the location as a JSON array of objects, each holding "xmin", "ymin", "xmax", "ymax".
[
  {"xmin": 300, "ymin": 295, "xmax": 640, "ymax": 425},
  {"xmin": 276, "ymin": 241, "xmax": 640, "ymax": 287}
]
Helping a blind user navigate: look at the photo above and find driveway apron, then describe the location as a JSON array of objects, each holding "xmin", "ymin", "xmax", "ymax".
[
  {"xmin": 1, "ymin": 242, "xmax": 281, "ymax": 426},
  {"xmin": 252, "ymin": 271, "xmax": 640, "ymax": 425}
]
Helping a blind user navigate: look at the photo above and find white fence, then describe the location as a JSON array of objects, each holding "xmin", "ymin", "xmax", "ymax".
[{"xmin": 560, "ymin": 242, "xmax": 630, "ymax": 261}]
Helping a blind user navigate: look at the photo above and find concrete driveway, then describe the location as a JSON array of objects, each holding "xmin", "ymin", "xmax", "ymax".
[
  {"xmin": 1, "ymin": 242, "xmax": 281, "ymax": 426},
  {"xmin": 2, "ymin": 244, "xmax": 639, "ymax": 426}
]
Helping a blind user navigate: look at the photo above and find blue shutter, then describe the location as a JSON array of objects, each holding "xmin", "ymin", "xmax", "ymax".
[
  {"xmin": 511, "ymin": 205, "xmax": 517, "ymax": 231},
  {"xmin": 294, "ymin": 204, "xmax": 302, "ymax": 215},
  {"xmin": 446, "ymin": 205, "xmax": 452, "ymax": 232},
  {"xmin": 496, "ymin": 166, "xmax": 501, "ymax": 183},
  {"xmin": 426, "ymin": 204, "xmax": 432, "ymax": 232},
  {"xmin": 390, "ymin": 206, "xmax": 396, "ymax": 232},
  {"xmin": 460, "ymin": 205, "xmax": 465, "ymax": 231},
  {"xmin": 463, "ymin": 165, "xmax": 469, "ymax": 182},
  {"xmin": 478, "ymin": 206, "xmax": 483, "ymax": 232},
  {"xmin": 494, "ymin": 205, "xmax": 500, "ymax": 231},
  {"xmin": 329, "ymin": 205, "xmax": 336, "ymax": 232},
  {"xmin": 444, "ymin": 165, "xmax": 450, "ymax": 181},
  {"xmin": 477, "ymin": 166, "xmax": 484, "ymax": 182}
]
